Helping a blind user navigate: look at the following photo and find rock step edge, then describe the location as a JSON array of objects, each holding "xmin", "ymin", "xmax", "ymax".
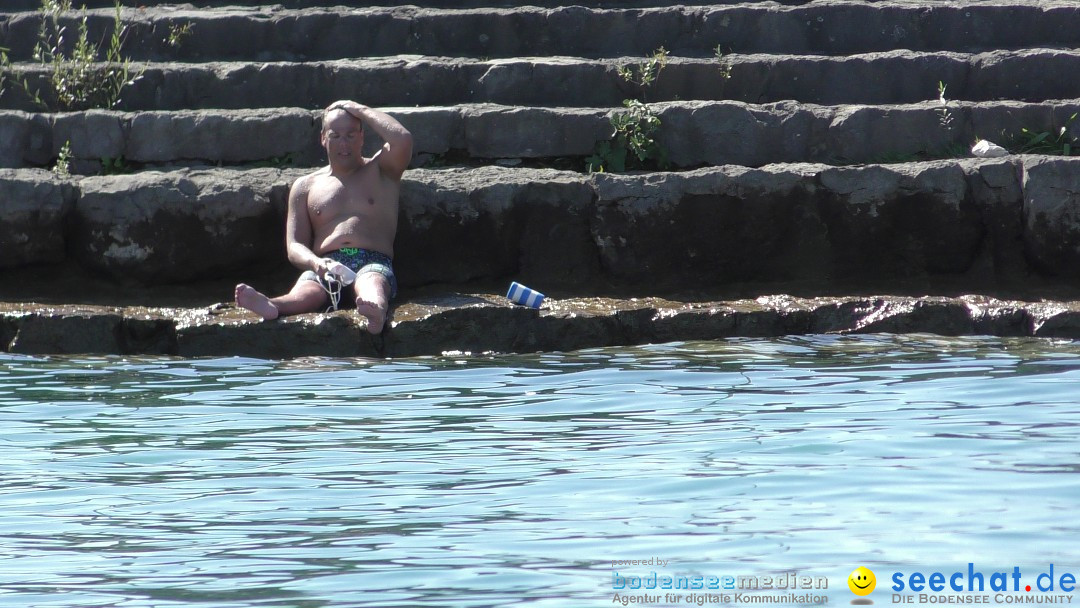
[
  {"xmin": 3, "ymin": 100, "xmax": 1080, "ymax": 171},
  {"xmin": 4, "ymin": 3, "xmax": 1080, "ymax": 61},
  {"xmin": 2, "ymin": 295, "xmax": 1077, "ymax": 358}
]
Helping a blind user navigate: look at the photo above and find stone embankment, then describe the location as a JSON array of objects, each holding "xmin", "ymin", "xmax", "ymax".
[
  {"xmin": 6, "ymin": 295, "xmax": 1080, "ymax": 359},
  {"xmin": 3, "ymin": 1, "xmax": 1080, "ymax": 357}
]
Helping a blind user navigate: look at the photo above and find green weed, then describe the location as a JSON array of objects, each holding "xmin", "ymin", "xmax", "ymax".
[
  {"xmin": 617, "ymin": 46, "xmax": 669, "ymax": 93},
  {"xmin": 0, "ymin": 0, "xmax": 143, "ymax": 111},
  {"xmin": 940, "ymin": 141, "xmax": 973, "ymax": 159},
  {"xmin": 936, "ymin": 81, "xmax": 953, "ymax": 131},
  {"xmin": 165, "ymin": 22, "xmax": 194, "ymax": 49},
  {"xmin": 53, "ymin": 139, "xmax": 71, "ymax": 176},
  {"xmin": 0, "ymin": 47, "xmax": 13, "ymax": 100},
  {"xmin": 714, "ymin": 45, "xmax": 732, "ymax": 80},
  {"xmin": 0, "ymin": 46, "xmax": 44, "ymax": 107},
  {"xmin": 587, "ymin": 99, "xmax": 668, "ymax": 173},
  {"xmin": 249, "ymin": 154, "xmax": 296, "ymax": 169},
  {"xmin": 1011, "ymin": 112, "xmax": 1078, "ymax": 156},
  {"xmin": 100, "ymin": 155, "xmax": 132, "ymax": 175},
  {"xmin": 588, "ymin": 46, "xmax": 674, "ymax": 173}
]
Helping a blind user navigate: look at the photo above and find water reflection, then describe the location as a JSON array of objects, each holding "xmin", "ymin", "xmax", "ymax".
[{"xmin": 2, "ymin": 335, "xmax": 1080, "ymax": 607}]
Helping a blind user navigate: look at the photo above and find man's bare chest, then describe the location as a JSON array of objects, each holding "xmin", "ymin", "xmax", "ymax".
[{"xmin": 307, "ymin": 176, "xmax": 382, "ymax": 219}]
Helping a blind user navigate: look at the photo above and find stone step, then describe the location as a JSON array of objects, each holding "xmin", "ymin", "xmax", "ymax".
[
  {"xmin": 3, "ymin": 101, "xmax": 1078, "ymax": 171},
  {"xmin": 4, "ymin": 158, "xmax": 1080, "ymax": 293},
  {"xmin": 2, "ymin": 3, "xmax": 1079, "ymax": 62},
  {"xmin": 4, "ymin": 49, "xmax": 1079, "ymax": 112},
  {"xmin": 2, "ymin": 0, "xmax": 804, "ymax": 10},
  {"xmin": 3, "ymin": 294, "xmax": 1080, "ymax": 358}
]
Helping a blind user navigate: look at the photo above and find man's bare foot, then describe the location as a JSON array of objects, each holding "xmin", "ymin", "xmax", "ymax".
[
  {"xmin": 356, "ymin": 297, "xmax": 387, "ymax": 334},
  {"xmin": 235, "ymin": 284, "xmax": 280, "ymax": 320}
]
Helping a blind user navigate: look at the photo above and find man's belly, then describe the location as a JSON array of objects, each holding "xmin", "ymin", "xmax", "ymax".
[{"xmin": 314, "ymin": 216, "xmax": 395, "ymax": 258}]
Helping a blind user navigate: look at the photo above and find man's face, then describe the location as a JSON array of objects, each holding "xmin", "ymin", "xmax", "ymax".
[{"xmin": 321, "ymin": 110, "xmax": 364, "ymax": 166}]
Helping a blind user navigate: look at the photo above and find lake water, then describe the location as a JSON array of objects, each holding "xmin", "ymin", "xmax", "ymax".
[{"xmin": 2, "ymin": 334, "xmax": 1080, "ymax": 608}]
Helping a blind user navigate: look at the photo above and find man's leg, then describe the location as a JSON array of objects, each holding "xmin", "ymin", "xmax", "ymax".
[
  {"xmin": 354, "ymin": 272, "xmax": 391, "ymax": 334},
  {"xmin": 235, "ymin": 280, "xmax": 328, "ymax": 320}
]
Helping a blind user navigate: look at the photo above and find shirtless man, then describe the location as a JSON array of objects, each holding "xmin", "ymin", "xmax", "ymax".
[{"xmin": 234, "ymin": 100, "xmax": 413, "ymax": 334}]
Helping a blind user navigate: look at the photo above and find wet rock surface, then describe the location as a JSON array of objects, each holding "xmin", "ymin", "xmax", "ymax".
[{"xmin": 4, "ymin": 292, "xmax": 1080, "ymax": 359}]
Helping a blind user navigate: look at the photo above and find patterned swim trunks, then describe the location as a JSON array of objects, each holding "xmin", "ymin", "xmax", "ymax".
[{"xmin": 300, "ymin": 247, "xmax": 398, "ymax": 309}]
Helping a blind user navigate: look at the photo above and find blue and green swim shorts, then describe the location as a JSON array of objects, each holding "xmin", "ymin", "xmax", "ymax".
[{"xmin": 300, "ymin": 247, "xmax": 398, "ymax": 304}]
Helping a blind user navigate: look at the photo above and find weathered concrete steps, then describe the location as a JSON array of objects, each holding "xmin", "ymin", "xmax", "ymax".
[
  {"xmin": 3, "ymin": 101, "xmax": 1080, "ymax": 171},
  {"xmin": 8, "ymin": 157, "xmax": 1080, "ymax": 290},
  {"xmin": 0, "ymin": 1, "xmax": 870, "ymax": 10},
  {"xmin": 5, "ymin": 51, "xmax": 1080, "ymax": 111},
  {"xmin": 4, "ymin": 3, "xmax": 1080, "ymax": 60},
  {"xmin": 3, "ymin": 1, "xmax": 1080, "ymax": 357}
]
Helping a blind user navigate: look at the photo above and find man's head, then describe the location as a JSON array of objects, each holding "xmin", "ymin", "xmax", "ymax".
[{"xmin": 321, "ymin": 108, "xmax": 364, "ymax": 168}]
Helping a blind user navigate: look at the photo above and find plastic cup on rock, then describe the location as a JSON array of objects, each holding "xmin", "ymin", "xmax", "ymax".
[{"xmin": 506, "ymin": 282, "xmax": 545, "ymax": 308}]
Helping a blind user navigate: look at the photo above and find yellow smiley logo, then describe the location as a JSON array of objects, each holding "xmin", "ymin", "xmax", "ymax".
[{"xmin": 848, "ymin": 566, "xmax": 876, "ymax": 596}]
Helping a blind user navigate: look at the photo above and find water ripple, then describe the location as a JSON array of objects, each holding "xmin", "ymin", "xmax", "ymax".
[{"xmin": 2, "ymin": 336, "xmax": 1080, "ymax": 606}]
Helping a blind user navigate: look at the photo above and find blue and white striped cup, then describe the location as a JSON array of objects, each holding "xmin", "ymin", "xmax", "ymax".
[{"xmin": 506, "ymin": 282, "xmax": 545, "ymax": 308}]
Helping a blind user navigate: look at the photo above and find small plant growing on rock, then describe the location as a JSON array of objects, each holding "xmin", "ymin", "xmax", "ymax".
[
  {"xmin": 101, "ymin": 155, "xmax": 132, "ymax": 175},
  {"xmin": 936, "ymin": 80, "xmax": 953, "ymax": 131},
  {"xmin": 0, "ymin": 48, "xmax": 14, "ymax": 100},
  {"xmin": 165, "ymin": 22, "xmax": 194, "ymax": 49},
  {"xmin": 587, "ymin": 100, "xmax": 668, "ymax": 172},
  {"xmin": 714, "ymin": 45, "xmax": 732, "ymax": 80},
  {"xmin": 586, "ymin": 140, "xmax": 624, "ymax": 173},
  {"xmin": 0, "ymin": 46, "xmax": 43, "ymax": 107},
  {"xmin": 1, "ymin": 0, "xmax": 143, "ymax": 111},
  {"xmin": 588, "ymin": 46, "xmax": 672, "ymax": 173},
  {"xmin": 617, "ymin": 46, "xmax": 669, "ymax": 93},
  {"xmin": 53, "ymin": 140, "xmax": 72, "ymax": 176},
  {"xmin": 1011, "ymin": 112, "xmax": 1078, "ymax": 156},
  {"xmin": 250, "ymin": 154, "xmax": 296, "ymax": 169}
]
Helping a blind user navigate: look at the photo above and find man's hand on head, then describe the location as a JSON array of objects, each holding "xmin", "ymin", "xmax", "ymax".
[{"xmin": 327, "ymin": 100, "xmax": 368, "ymax": 119}]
